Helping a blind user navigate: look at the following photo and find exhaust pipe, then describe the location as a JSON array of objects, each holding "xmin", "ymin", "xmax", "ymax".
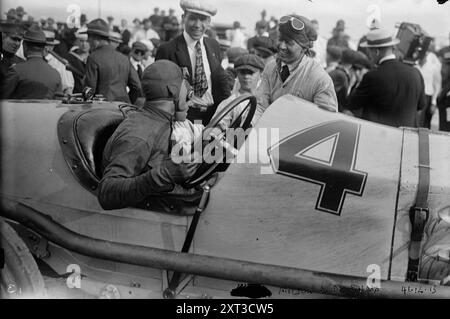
[{"xmin": 1, "ymin": 198, "xmax": 449, "ymax": 299}]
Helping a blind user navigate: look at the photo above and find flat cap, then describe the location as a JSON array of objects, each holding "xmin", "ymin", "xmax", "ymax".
[
  {"xmin": 132, "ymin": 41, "xmax": 149, "ymax": 52},
  {"xmin": 226, "ymin": 47, "xmax": 248, "ymax": 63},
  {"xmin": 180, "ymin": 0, "xmax": 217, "ymax": 17},
  {"xmin": 353, "ymin": 51, "xmax": 372, "ymax": 69},
  {"xmin": 234, "ymin": 54, "xmax": 265, "ymax": 72},
  {"xmin": 341, "ymin": 49, "xmax": 359, "ymax": 65},
  {"xmin": 253, "ymin": 36, "xmax": 277, "ymax": 55},
  {"xmin": 142, "ymin": 60, "xmax": 184, "ymax": 101},
  {"xmin": 326, "ymin": 45, "xmax": 343, "ymax": 60}
]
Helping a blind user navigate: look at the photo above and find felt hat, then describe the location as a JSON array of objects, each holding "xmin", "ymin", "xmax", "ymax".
[
  {"xmin": 80, "ymin": 18, "xmax": 110, "ymax": 38},
  {"xmin": 22, "ymin": 25, "xmax": 47, "ymax": 44}
]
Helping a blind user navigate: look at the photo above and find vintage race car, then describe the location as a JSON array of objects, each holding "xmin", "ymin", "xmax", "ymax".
[{"xmin": 1, "ymin": 94, "xmax": 450, "ymax": 299}]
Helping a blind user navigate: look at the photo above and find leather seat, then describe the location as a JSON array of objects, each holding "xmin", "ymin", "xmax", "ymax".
[
  {"xmin": 75, "ymin": 109, "xmax": 124, "ymax": 180},
  {"xmin": 58, "ymin": 108, "xmax": 124, "ymax": 194}
]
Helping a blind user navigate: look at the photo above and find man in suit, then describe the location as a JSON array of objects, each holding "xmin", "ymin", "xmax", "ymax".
[
  {"xmin": 2, "ymin": 26, "xmax": 62, "ymax": 99},
  {"xmin": 155, "ymin": 0, "xmax": 231, "ymax": 125},
  {"xmin": 347, "ymin": 28, "xmax": 427, "ymax": 128},
  {"xmin": 82, "ymin": 19, "xmax": 142, "ymax": 103}
]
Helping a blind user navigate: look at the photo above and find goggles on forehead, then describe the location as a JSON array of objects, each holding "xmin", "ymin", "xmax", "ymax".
[{"xmin": 279, "ymin": 16, "xmax": 305, "ymax": 32}]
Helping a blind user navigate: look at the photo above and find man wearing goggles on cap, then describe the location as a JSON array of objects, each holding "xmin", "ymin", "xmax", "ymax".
[
  {"xmin": 254, "ymin": 14, "xmax": 337, "ymax": 123},
  {"xmin": 98, "ymin": 60, "xmax": 201, "ymax": 213}
]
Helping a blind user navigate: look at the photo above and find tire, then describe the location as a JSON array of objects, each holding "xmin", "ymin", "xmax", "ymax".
[{"xmin": 0, "ymin": 220, "xmax": 47, "ymax": 298}]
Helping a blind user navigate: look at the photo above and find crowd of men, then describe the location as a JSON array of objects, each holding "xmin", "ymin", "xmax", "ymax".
[
  {"xmin": 1, "ymin": 1, "xmax": 450, "ymax": 129},
  {"xmin": 2, "ymin": 3, "xmax": 450, "ymax": 132}
]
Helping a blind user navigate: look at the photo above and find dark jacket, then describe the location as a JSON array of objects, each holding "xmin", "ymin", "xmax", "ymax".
[
  {"xmin": 67, "ymin": 51, "xmax": 86, "ymax": 94},
  {"xmin": 1, "ymin": 56, "xmax": 62, "ymax": 99},
  {"xmin": 348, "ymin": 58, "xmax": 427, "ymax": 128},
  {"xmin": 85, "ymin": 44, "xmax": 142, "ymax": 103},
  {"xmin": 0, "ymin": 52, "xmax": 25, "ymax": 85},
  {"xmin": 98, "ymin": 105, "xmax": 201, "ymax": 212},
  {"xmin": 99, "ymin": 106, "xmax": 174, "ymax": 210},
  {"xmin": 155, "ymin": 34, "xmax": 231, "ymax": 124},
  {"xmin": 329, "ymin": 65, "xmax": 351, "ymax": 112}
]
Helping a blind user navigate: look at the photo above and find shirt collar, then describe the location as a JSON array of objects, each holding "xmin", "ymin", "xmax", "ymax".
[
  {"xmin": 130, "ymin": 56, "xmax": 142, "ymax": 67},
  {"xmin": 378, "ymin": 54, "xmax": 396, "ymax": 65},
  {"xmin": 44, "ymin": 54, "xmax": 53, "ymax": 62},
  {"xmin": 183, "ymin": 30, "xmax": 203, "ymax": 48},
  {"xmin": 279, "ymin": 54, "xmax": 305, "ymax": 73}
]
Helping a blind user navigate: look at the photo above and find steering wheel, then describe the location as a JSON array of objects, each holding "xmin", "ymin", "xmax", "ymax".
[{"xmin": 183, "ymin": 93, "xmax": 257, "ymax": 188}]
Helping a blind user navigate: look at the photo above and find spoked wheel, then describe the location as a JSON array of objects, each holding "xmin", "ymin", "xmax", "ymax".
[
  {"xmin": 0, "ymin": 220, "xmax": 47, "ymax": 298},
  {"xmin": 184, "ymin": 93, "xmax": 257, "ymax": 188}
]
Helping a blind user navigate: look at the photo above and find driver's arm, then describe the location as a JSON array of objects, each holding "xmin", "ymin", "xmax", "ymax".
[{"xmin": 98, "ymin": 136, "xmax": 174, "ymax": 210}]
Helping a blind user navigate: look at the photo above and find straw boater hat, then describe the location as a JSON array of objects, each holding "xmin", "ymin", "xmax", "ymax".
[
  {"xmin": 180, "ymin": 0, "xmax": 217, "ymax": 17},
  {"xmin": 44, "ymin": 30, "xmax": 60, "ymax": 45},
  {"xmin": 109, "ymin": 31, "xmax": 122, "ymax": 43},
  {"xmin": 359, "ymin": 28, "xmax": 400, "ymax": 48},
  {"xmin": 75, "ymin": 26, "xmax": 88, "ymax": 40}
]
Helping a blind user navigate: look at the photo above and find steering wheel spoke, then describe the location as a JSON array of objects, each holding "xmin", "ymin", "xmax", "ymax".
[{"xmin": 184, "ymin": 94, "xmax": 257, "ymax": 188}]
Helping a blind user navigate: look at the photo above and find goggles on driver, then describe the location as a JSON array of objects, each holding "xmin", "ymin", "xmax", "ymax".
[{"xmin": 279, "ymin": 16, "xmax": 305, "ymax": 32}]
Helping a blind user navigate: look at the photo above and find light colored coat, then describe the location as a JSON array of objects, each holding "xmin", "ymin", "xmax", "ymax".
[{"xmin": 255, "ymin": 56, "xmax": 338, "ymax": 122}]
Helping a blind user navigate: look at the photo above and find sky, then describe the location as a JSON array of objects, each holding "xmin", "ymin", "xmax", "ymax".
[{"xmin": 2, "ymin": 0, "xmax": 450, "ymax": 47}]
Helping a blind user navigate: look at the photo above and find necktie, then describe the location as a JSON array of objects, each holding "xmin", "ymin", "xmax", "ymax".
[
  {"xmin": 137, "ymin": 64, "xmax": 143, "ymax": 80},
  {"xmin": 280, "ymin": 64, "xmax": 290, "ymax": 83},
  {"xmin": 194, "ymin": 41, "xmax": 208, "ymax": 97}
]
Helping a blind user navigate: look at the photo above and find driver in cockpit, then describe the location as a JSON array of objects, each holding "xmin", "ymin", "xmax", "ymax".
[{"xmin": 98, "ymin": 59, "xmax": 200, "ymax": 211}]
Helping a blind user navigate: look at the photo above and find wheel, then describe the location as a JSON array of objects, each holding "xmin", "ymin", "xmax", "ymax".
[
  {"xmin": 184, "ymin": 93, "xmax": 257, "ymax": 188},
  {"xmin": 0, "ymin": 220, "xmax": 47, "ymax": 298}
]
